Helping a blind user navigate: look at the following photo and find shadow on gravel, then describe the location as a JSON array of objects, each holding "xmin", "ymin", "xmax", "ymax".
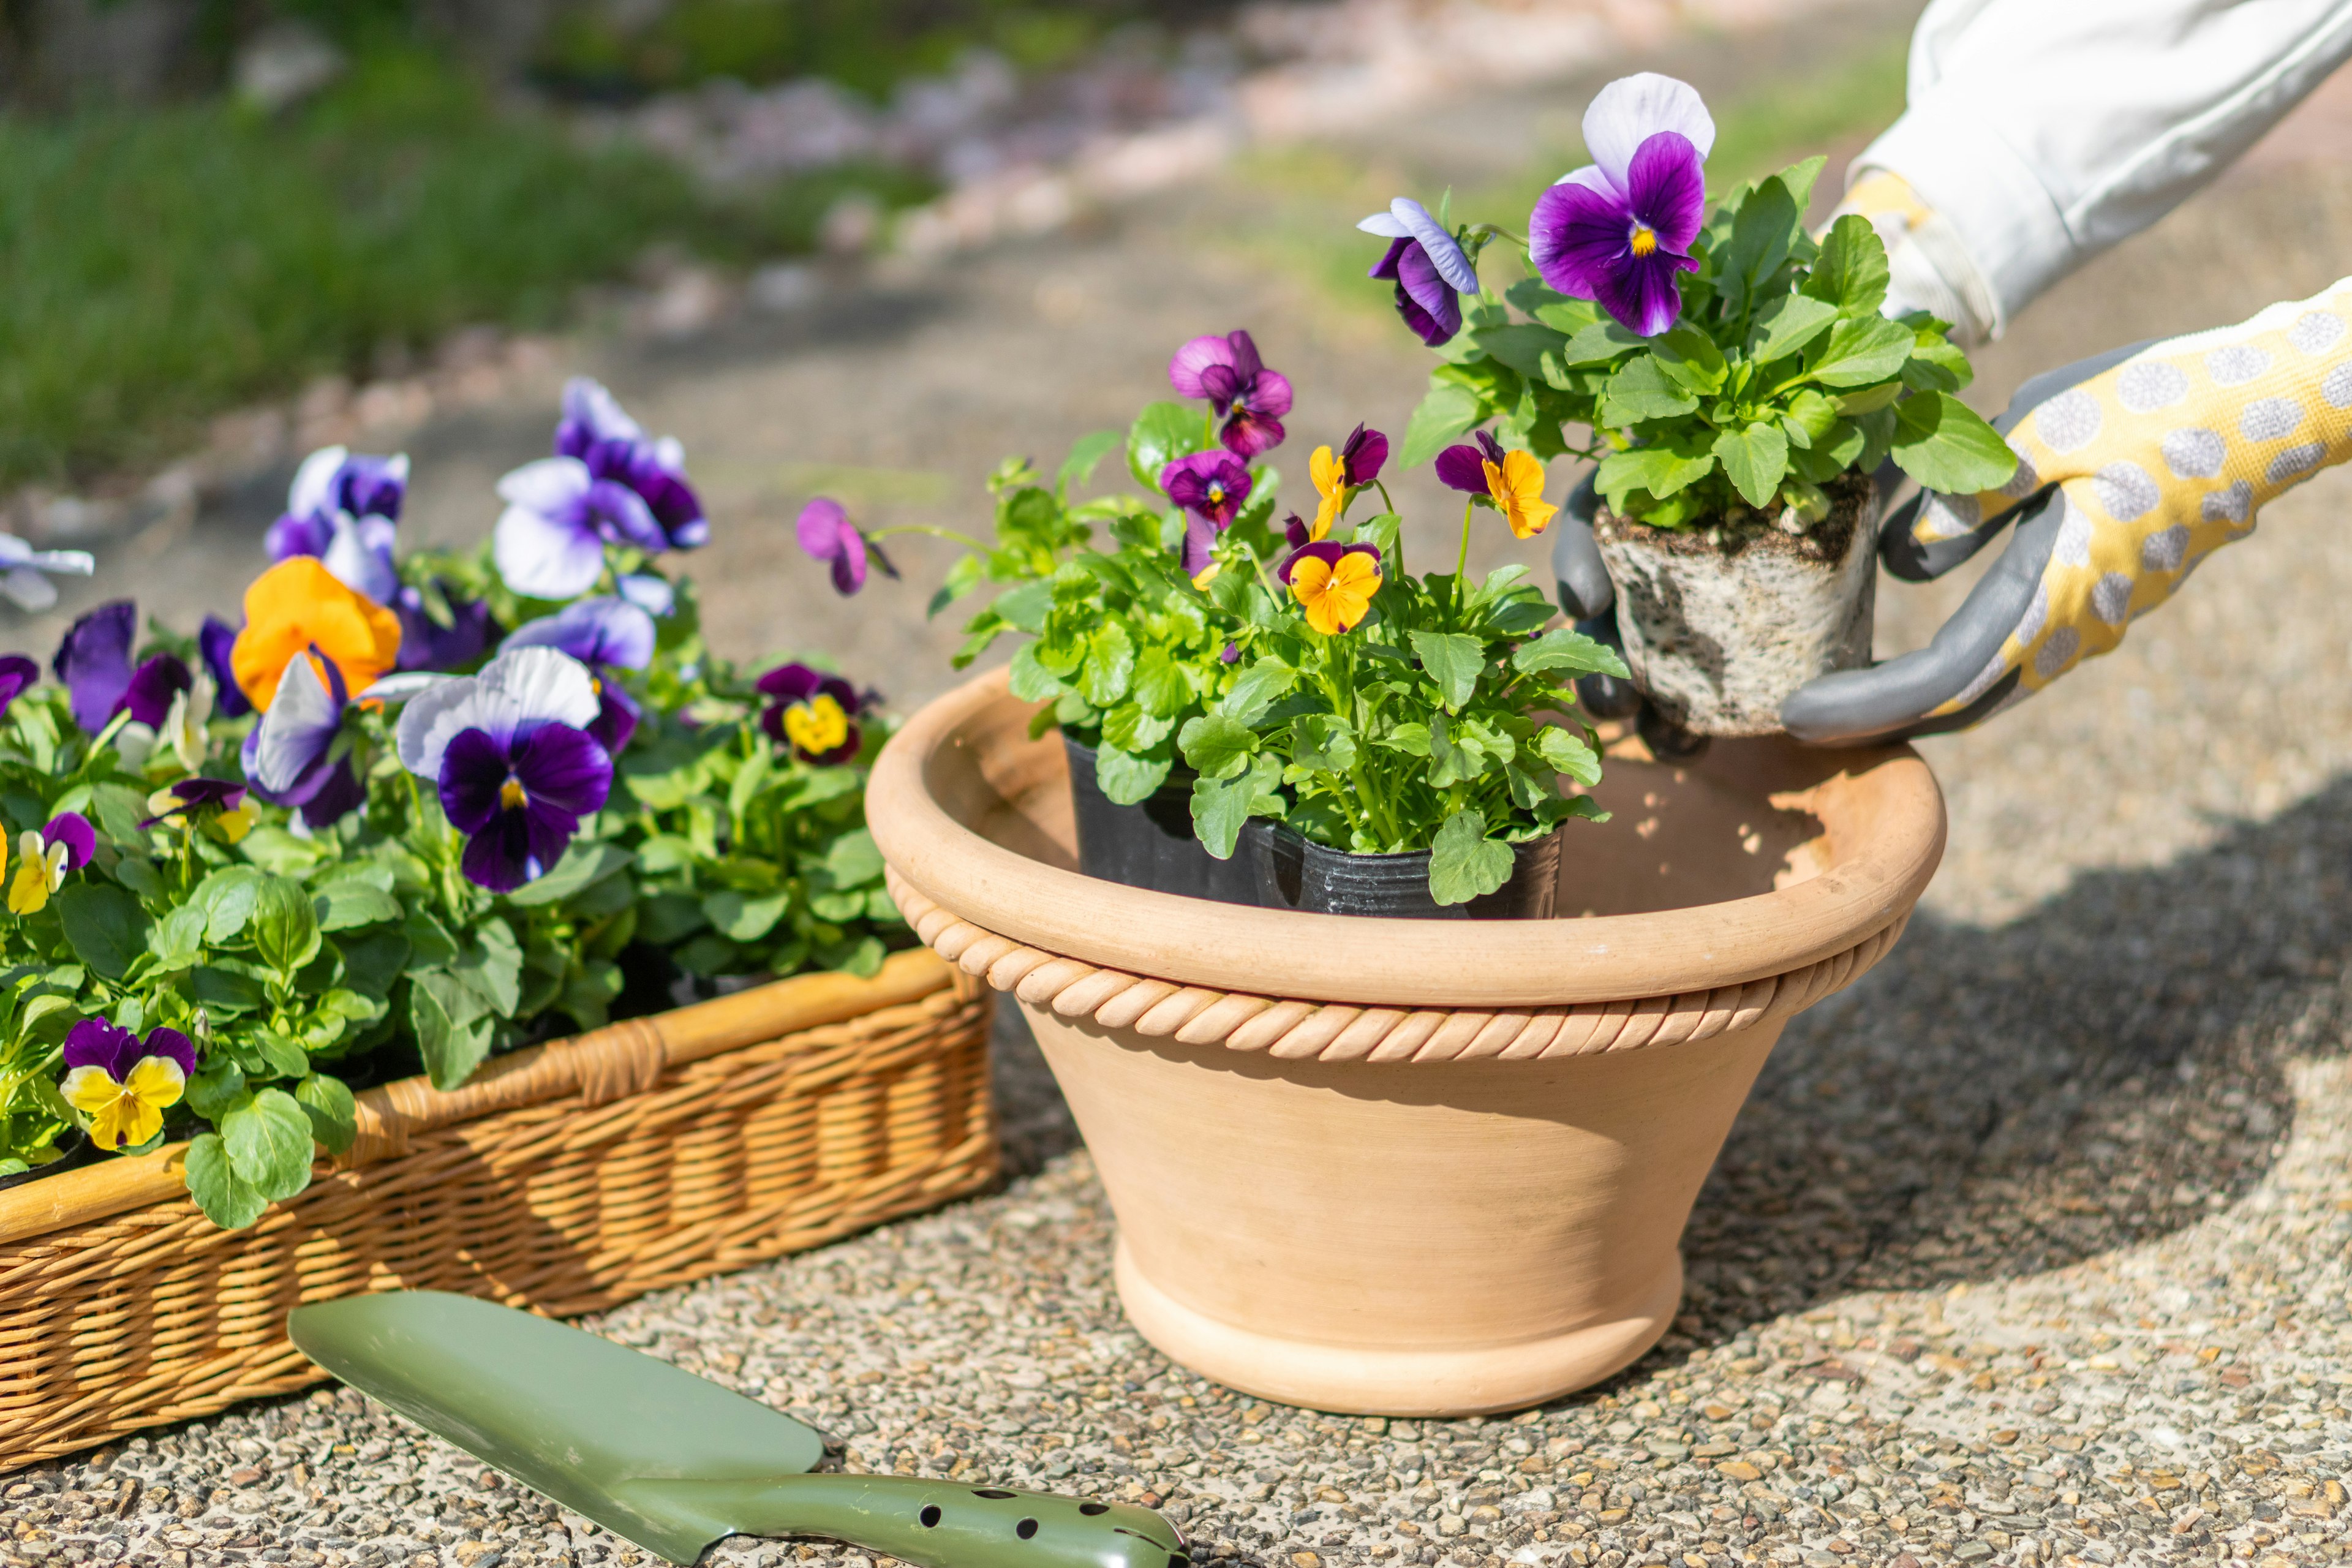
[{"xmin": 1679, "ymin": 772, "xmax": 2352, "ymax": 1338}]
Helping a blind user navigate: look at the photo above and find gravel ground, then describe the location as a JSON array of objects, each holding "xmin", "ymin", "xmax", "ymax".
[{"xmin": 10, "ymin": 9, "xmax": 2352, "ymax": 1568}]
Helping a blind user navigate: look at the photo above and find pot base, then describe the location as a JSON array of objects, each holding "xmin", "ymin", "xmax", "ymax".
[{"xmin": 1115, "ymin": 1238, "xmax": 1678, "ymax": 1416}]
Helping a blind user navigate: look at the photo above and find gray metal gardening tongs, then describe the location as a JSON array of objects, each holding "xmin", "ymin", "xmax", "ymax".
[{"xmin": 288, "ymin": 1291, "xmax": 1186, "ymax": 1568}]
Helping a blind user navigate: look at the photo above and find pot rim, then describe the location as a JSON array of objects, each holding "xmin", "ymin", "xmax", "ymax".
[{"xmin": 869, "ymin": 668, "xmax": 1945, "ymax": 1009}]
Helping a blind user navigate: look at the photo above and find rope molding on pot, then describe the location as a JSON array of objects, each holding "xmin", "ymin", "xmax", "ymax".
[{"xmin": 883, "ymin": 868, "xmax": 1908, "ymax": 1063}]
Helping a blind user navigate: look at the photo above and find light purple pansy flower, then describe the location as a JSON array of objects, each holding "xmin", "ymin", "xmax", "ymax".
[
  {"xmin": 393, "ymin": 647, "xmax": 612, "ymax": 893},
  {"xmin": 797, "ymin": 497, "xmax": 898, "ymax": 598},
  {"xmin": 1159, "ymin": 451, "xmax": 1253, "ymax": 579},
  {"xmin": 1357, "ymin": 198, "xmax": 1482, "ymax": 347},
  {"xmin": 241, "ymin": 651, "xmax": 363, "ymax": 829},
  {"xmin": 265, "ymin": 447, "xmax": 408, "ymax": 604},
  {"xmin": 555, "ymin": 378, "xmax": 708, "ymax": 552},
  {"xmin": 491, "ymin": 456, "xmax": 668, "ymax": 601},
  {"xmin": 502, "ymin": 597, "xmax": 656, "ymax": 755},
  {"xmin": 1167, "ymin": 330, "xmax": 1293, "ymax": 459},
  {"xmin": 1528, "ymin": 73, "xmax": 1714, "ymax": 338},
  {"xmin": 616, "ymin": 573, "xmax": 677, "ymax": 617}
]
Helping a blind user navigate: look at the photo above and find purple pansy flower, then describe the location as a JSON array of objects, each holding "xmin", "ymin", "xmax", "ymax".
[
  {"xmin": 241, "ymin": 651, "xmax": 363, "ymax": 829},
  {"xmin": 121, "ymin": 654, "xmax": 191, "ymax": 729},
  {"xmin": 555, "ymin": 378, "xmax": 707, "ymax": 552},
  {"xmin": 36, "ymin": 812, "xmax": 97, "ymax": 872},
  {"xmin": 491, "ymin": 456, "xmax": 669, "ymax": 601},
  {"xmin": 757, "ymin": 663, "xmax": 866, "ymax": 766},
  {"xmin": 1358, "ymin": 198, "xmax": 1482, "ymax": 347},
  {"xmin": 502, "ymin": 597, "xmax": 656, "ymax": 756},
  {"xmin": 53, "ymin": 601, "xmax": 135, "ymax": 733},
  {"xmin": 1435, "ymin": 430, "xmax": 1510, "ymax": 496},
  {"xmin": 1168, "ymin": 330, "xmax": 1294, "ymax": 459},
  {"xmin": 393, "ymin": 586, "xmax": 500, "ymax": 674},
  {"xmin": 1529, "ymin": 74, "xmax": 1714, "ymax": 337},
  {"xmin": 265, "ymin": 447, "xmax": 407, "ymax": 605},
  {"xmin": 1335, "ymin": 423, "xmax": 1389, "ymax": 486},
  {"xmin": 393, "ymin": 648, "xmax": 612, "ymax": 893},
  {"xmin": 64, "ymin": 1018, "xmax": 194, "ymax": 1079},
  {"xmin": 140, "ymin": 777, "xmax": 247, "ymax": 828},
  {"xmin": 797, "ymin": 497, "xmax": 898, "ymax": 598},
  {"xmin": 198, "ymin": 616, "xmax": 252, "ymax": 720},
  {"xmin": 0, "ymin": 654, "xmax": 38, "ymax": 722},
  {"xmin": 1159, "ymin": 451, "xmax": 1254, "ymax": 579}
]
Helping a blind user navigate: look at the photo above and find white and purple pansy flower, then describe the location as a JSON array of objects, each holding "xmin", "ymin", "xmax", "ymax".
[
  {"xmin": 491, "ymin": 455, "xmax": 669, "ymax": 601},
  {"xmin": 1159, "ymin": 451, "xmax": 1253, "ymax": 580},
  {"xmin": 1357, "ymin": 198, "xmax": 1481, "ymax": 347},
  {"xmin": 392, "ymin": 647, "xmax": 614, "ymax": 893},
  {"xmin": 265, "ymin": 446, "xmax": 408, "ymax": 605},
  {"xmin": 555, "ymin": 377, "xmax": 707, "ymax": 552},
  {"xmin": 1529, "ymin": 73, "xmax": 1714, "ymax": 338},
  {"xmin": 1168, "ymin": 330, "xmax": 1292, "ymax": 459},
  {"xmin": 241, "ymin": 650, "xmax": 366, "ymax": 830},
  {"xmin": 501, "ymin": 596, "xmax": 655, "ymax": 756}
]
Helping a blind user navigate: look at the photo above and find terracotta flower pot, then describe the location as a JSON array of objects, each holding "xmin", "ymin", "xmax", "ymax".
[
  {"xmin": 1592, "ymin": 472, "xmax": 1880, "ymax": 737},
  {"xmin": 869, "ymin": 668, "xmax": 1943, "ymax": 1415}
]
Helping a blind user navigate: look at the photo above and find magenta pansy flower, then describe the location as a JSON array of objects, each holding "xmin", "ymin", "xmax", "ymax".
[
  {"xmin": 797, "ymin": 497, "xmax": 897, "ymax": 598},
  {"xmin": 1528, "ymin": 74, "xmax": 1715, "ymax": 337},
  {"xmin": 1167, "ymin": 330, "xmax": 1293, "ymax": 459},
  {"xmin": 1159, "ymin": 451, "xmax": 1253, "ymax": 579}
]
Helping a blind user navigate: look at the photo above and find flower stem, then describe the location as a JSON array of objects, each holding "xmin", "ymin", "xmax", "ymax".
[
  {"xmin": 1453, "ymin": 499, "xmax": 1474, "ymax": 612},
  {"xmin": 866, "ymin": 524, "xmax": 991, "ymax": 552}
]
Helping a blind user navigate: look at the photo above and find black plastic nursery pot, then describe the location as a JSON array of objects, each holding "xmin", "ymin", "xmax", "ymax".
[
  {"xmin": 1256, "ymin": 824, "xmax": 1564, "ymax": 920},
  {"xmin": 1063, "ymin": 733, "xmax": 1268, "ymax": 905}
]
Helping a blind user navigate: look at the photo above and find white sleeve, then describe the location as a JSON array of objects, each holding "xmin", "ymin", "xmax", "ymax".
[{"xmin": 1854, "ymin": 0, "xmax": 2352, "ymax": 333}]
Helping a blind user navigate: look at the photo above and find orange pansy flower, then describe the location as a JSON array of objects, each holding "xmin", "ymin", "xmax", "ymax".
[{"xmin": 230, "ymin": 558, "xmax": 402, "ymax": 712}]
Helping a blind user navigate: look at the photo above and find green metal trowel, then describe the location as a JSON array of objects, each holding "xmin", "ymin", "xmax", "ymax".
[{"xmin": 287, "ymin": 1292, "xmax": 1186, "ymax": 1568}]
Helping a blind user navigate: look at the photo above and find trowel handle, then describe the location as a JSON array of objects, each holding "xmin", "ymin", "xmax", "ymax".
[{"xmin": 742, "ymin": 1474, "xmax": 1185, "ymax": 1568}]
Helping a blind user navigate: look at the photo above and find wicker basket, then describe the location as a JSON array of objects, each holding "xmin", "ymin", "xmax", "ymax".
[{"xmin": 0, "ymin": 948, "xmax": 993, "ymax": 1471}]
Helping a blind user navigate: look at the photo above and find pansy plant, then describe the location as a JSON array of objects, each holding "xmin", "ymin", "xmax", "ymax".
[
  {"xmin": 0, "ymin": 384, "xmax": 902, "ymax": 1227},
  {"xmin": 1176, "ymin": 443, "xmax": 1629, "ymax": 903},
  {"xmin": 1391, "ymin": 73, "xmax": 2016, "ymax": 529}
]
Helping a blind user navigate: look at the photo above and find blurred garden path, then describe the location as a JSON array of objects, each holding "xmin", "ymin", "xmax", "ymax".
[{"xmin": 18, "ymin": 4, "xmax": 2352, "ymax": 1565}]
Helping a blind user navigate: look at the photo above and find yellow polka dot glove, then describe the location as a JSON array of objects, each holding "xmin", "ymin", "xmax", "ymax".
[{"xmin": 1783, "ymin": 277, "xmax": 2352, "ymax": 745}]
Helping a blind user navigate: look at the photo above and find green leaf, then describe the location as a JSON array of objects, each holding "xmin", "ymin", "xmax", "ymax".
[
  {"xmin": 502, "ymin": 843, "xmax": 633, "ymax": 908},
  {"xmin": 1177, "ymin": 714, "xmax": 1257, "ymax": 780},
  {"xmin": 992, "ymin": 579, "xmax": 1052, "ymax": 635},
  {"xmin": 452, "ymin": 921, "xmax": 524, "ymax": 1017},
  {"xmin": 1600, "ymin": 355, "xmax": 1700, "ymax": 425},
  {"xmin": 1594, "ymin": 443, "xmax": 1716, "ymax": 511},
  {"xmin": 1129, "ymin": 647, "xmax": 1192, "ymax": 719},
  {"xmin": 147, "ymin": 903, "xmax": 208, "ymax": 972},
  {"xmin": 89, "ymin": 782, "xmax": 149, "ymax": 847},
  {"xmin": 1288, "ymin": 713, "xmax": 1357, "ymax": 774},
  {"xmin": 1058, "ymin": 429, "xmax": 1121, "ymax": 496},
  {"xmin": 1409, "ymin": 631, "xmax": 1485, "ymax": 712},
  {"xmin": 823, "ymin": 827, "xmax": 885, "ymax": 888},
  {"xmin": 1651, "ymin": 325, "xmax": 1727, "ymax": 394},
  {"xmin": 410, "ymin": 971, "xmax": 494, "ymax": 1091},
  {"xmin": 335, "ymin": 929, "xmax": 410, "ymax": 999},
  {"xmin": 251, "ymin": 875, "xmax": 322, "ymax": 976},
  {"xmin": 1802, "ymin": 213, "xmax": 1890, "ymax": 316},
  {"xmin": 1889, "ymin": 391, "xmax": 2021, "ymax": 493},
  {"xmin": 1006, "ymin": 643, "xmax": 1069, "ymax": 703},
  {"xmin": 1718, "ymin": 173, "xmax": 1803, "ymax": 315},
  {"xmin": 927, "ymin": 552, "xmax": 986, "ymax": 619},
  {"xmin": 295, "ymin": 1073, "xmax": 357, "ymax": 1157},
  {"xmin": 1400, "ymin": 381, "xmax": 1484, "ymax": 468},
  {"xmin": 1747, "ymin": 295, "xmax": 1840, "ymax": 364},
  {"xmin": 1806, "ymin": 315, "xmax": 1915, "ymax": 388},
  {"xmin": 1093, "ymin": 742, "xmax": 1171, "ymax": 806},
  {"xmin": 312, "ymin": 877, "xmax": 401, "ymax": 930},
  {"xmin": 1216, "ymin": 661, "xmax": 1297, "ymax": 726},
  {"xmin": 1077, "ymin": 622, "xmax": 1136, "ymax": 707},
  {"xmin": 190, "ymin": 965, "xmax": 267, "ymax": 1016},
  {"xmin": 1127, "ymin": 399, "xmax": 1210, "ymax": 490},
  {"xmin": 1472, "ymin": 323, "xmax": 1569, "ymax": 379},
  {"xmin": 1428, "ymin": 810, "xmax": 1513, "ymax": 907},
  {"xmin": 221, "ymin": 1088, "xmax": 315, "ymax": 1202},
  {"xmin": 1534, "ymin": 725, "xmax": 1604, "ymax": 786},
  {"xmin": 1101, "ymin": 701, "xmax": 1173, "ymax": 755},
  {"xmin": 1514, "ymin": 627, "xmax": 1630, "ymax": 679},
  {"xmin": 185, "ymin": 1056, "xmax": 246, "ymax": 1120},
  {"xmin": 1713, "ymin": 423, "xmax": 1791, "ymax": 508},
  {"xmin": 1553, "ymin": 319, "xmax": 1646, "ymax": 367},
  {"xmin": 705, "ymin": 888, "xmax": 793, "ymax": 943},
  {"xmin": 184, "ymin": 1133, "xmax": 269, "ymax": 1229},
  {"xmin": 1188, "ymin": 754, "xmax": 1283, "ymax": 860},
  {"xmin": 56, "ymin": 883, "xmax": 150, "ymax": 981}
]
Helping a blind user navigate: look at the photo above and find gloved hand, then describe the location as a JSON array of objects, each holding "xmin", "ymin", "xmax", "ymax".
[
  {"xmin": 1835, "ymin": 170, "xmax": 2002, "ymax": 348},
  {"xmin": 1782, "ymin": 276, "xmax": 2352, "ymax": 746}
]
